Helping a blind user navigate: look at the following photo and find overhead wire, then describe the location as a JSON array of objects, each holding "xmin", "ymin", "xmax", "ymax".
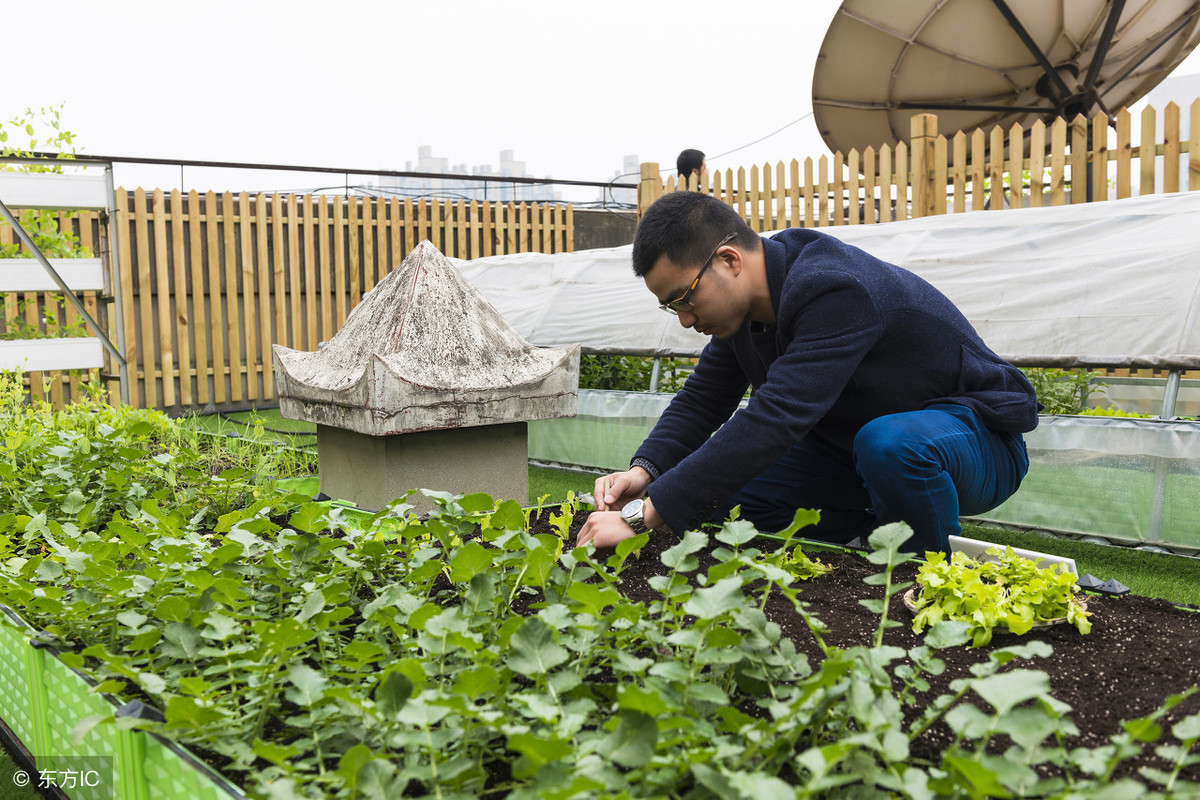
[
  {"xmin": 180, "ymin": 111, "xmax": 822, "ymax": 213},
  {"xmin": 691, "ymin": 110, "xmax": 818, "ymax": 168}
]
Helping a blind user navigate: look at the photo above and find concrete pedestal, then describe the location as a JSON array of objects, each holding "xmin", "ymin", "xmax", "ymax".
[{"xmin": 316, "ymin": 422, "xmax": 529, "ymax": 513}]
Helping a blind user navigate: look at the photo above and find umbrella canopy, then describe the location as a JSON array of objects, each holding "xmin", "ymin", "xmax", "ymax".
[{"xmin": 812, "ymin": 0, "xmax": 1200, "ymax": 155}]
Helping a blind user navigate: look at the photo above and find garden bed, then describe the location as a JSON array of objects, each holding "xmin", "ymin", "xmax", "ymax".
[
  {"xmin": 564, "ymin": 512, "xmax": 1200, "ymax": 781},
  {"xmin": 3, "ymin": 496, "xmax": 1199, "ymax": 797},
  {"xmin": 4, "ymin": 376, "xmax": 1200, "ymax": 797}
]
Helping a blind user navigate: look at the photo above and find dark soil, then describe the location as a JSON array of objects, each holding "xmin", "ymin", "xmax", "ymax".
[{"xmin": 538, "ymin": 511, "xmax": 1200, "ymax": 780}]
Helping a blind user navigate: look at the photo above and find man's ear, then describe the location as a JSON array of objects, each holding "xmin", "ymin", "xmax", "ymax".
[{"xmin": 721, "ymin": 245, "xmax": 744, "ymax": 277}]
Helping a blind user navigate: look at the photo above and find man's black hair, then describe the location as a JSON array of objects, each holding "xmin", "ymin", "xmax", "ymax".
[
  {"xmin": 676, "ymin": 148, "xmax": 706, "ymax": 176},
  {"xmin": 632, "ymin": 192, "xmax": 758, "ymax": 277}
]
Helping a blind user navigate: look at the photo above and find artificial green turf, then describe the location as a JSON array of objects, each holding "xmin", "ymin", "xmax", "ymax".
[
  {"xmin": 0, "ymin": 751, "xmax": 43, "ymax": 800},
  {"xmin": 179, "ymin": 407, "xmax": 316, "ymax": 446},
  {"xmin": 529, "ymin": 465, "xmax": 598, "ymax": 504}
]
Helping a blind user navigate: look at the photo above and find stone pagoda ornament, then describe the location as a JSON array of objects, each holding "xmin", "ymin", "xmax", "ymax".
[{"xmin": 273, "ymin": 240, "xmax": 580, "ymax": 512}]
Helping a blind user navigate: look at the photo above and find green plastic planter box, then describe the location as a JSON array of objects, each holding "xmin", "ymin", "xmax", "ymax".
[{"xmin": 0, "ymin": 606, "xmax": 243, "ymax": 800}]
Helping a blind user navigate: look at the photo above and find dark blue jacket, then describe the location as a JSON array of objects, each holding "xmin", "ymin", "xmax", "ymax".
[{"xmin": 635, "ymin": 228, "xmax": 1039, "ymax": 535}]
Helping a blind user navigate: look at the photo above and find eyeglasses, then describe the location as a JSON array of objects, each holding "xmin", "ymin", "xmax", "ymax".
[{"xmin": 658, "ymin": 232, "xmax": 737, "ymax": 315}]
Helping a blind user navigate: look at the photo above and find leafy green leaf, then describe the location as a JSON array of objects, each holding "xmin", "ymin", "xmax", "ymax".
[
  {"xmin": 252, "ymin": 737, "xmax": 302, "ymax": 765},
  {"xmin": 660, "ymin": 529, "xmax": 708, "ymax": 571},
  {"xmin": 567, "ymin": 582, "xmax": 621, "ymax": 616},
  {"xmin": 253, "ymin": 618, "xmax": 315, "ymax": 655},
  {"xmin": 1173, "ymin": 711, "xmax": 1200, "ymax": 743},
  {"xmin": 925, "ymin": 620, "xmax": 971, "ymax": 649},
  {"xmin": 868, "ymin": 521, "xmax": 915, "ymax": 553},
  {"xmin": 601, "ymin": 710, "xmax": 657, "ymax": 768},
  {"xmin": 69, "ymin": 713, "xmax": 111, "ymax": 746},
  {"xmin": 938, "ymin": 754, "xmax": 1014, "ymax": 798},
  {"xmin": 160, "ymin": 622, "xmax": 203, "ymax": 660},
  {"xmin": 356, "ymin": 759, "xmax": 406, "ymax": 800},
  {"xmin": 448, "ymin": 541, "xmax": 494, "ymax": 583},
  {"xmin": 614, "ymin": 532, "xmax": 649, "ymax": 563},
  {"xmin": 452, "ymin": 664, "xmax": 498, "ymax": 699},
  {"xmin": 775, "ymin": 507, "xmax": 822, "ymax": 540},
  {"xmin": 457, "ymin": 492, "xmax": 497, "ymax": 515},
  {"xmin": 507, "ymin": 731, "xmax": 572, "ymax": 770},
  {"xmin": 164, "ymin": 696, "xmax": 224, "ymax": 730},
  {"xmin": 336, "ymin": 744, "xmax": 375, "ymax": 793},
  {"xmin": 375, "ymin": 671, "xmax": 412, "ymax": 719},
  {"xmin": 715, "ymin": 519, "xmax": 759, "ymax": 547},
  {"xmin": 285, "ymin": 664, "xmax": 328, "ymax": 707},
  {"xmin": 519, "ymin": 544, "xmax": 556, "ymax": 589},
  {"xmin": 618, "ymin": 683, "xmax": 669, "ymax": 717},
  {"xmin": 153, "ymin": 596, "xmax": 191, "ymax": 623},
  {"xmin": 506, "ymin": 618, "xmax": 568, "ymax": 675},
  {"xmin": 971, "ymin": 669, "xmax": 1051, "ymax": 715},
  {"xmin": 683, "ymin": 576, "xmax": 744, "ymax": 620},
  {"xmin": 287, "ymin": 502, "xmax": 331, "ymax": 534},
  {"xmin": 60, "ymin": 489, "xmax": 86, "ymax": 515},
  {"xmin": 489, "ymin": 499, "xmax": 527, "ymax": 532}
]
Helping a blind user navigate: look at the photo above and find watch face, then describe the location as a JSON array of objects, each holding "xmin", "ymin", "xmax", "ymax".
[{"xmin": 621, "ymin": 498, "xmax": 644, "ymax": 521}]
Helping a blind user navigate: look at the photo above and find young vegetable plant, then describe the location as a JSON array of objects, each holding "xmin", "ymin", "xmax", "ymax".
[
  {"xmin": 3, "ymin": 393, "xmax": 1196, "ymax": 799},
  {"xmin": 910, "ymin": 545, "xmax": 1091, "ymax": 647}
]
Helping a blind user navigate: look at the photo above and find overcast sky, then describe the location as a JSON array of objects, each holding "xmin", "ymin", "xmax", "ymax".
[{"xmin": 6, "ymin": 0, "xmax": 1198, "ymax": 201}]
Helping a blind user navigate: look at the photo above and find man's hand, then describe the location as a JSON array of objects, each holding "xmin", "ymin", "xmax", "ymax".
[
  {"xmin": 575, "ymin": 511, "xmax": 639, "ymax": 549},
  {"xmin": 576, "ymin": 498, "xmax": 664, "ymax": 549},
  {"xmin": 593, "ymin": 467, "xmax": 652, "ymax": 512}
]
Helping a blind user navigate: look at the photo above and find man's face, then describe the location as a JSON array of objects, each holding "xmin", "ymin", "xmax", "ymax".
[{"xmin": 644, "ymin": 246, "xmax": 744, "ymax": 340}]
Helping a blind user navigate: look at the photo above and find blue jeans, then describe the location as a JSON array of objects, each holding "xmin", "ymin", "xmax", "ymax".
[{"xmin": 722, "ymin": 404, "xmax": 1029, "ymax": 553}]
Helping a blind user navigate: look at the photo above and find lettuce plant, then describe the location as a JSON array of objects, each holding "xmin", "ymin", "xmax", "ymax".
[{"xmin": 910, "ymin": 547, "xmax": 1092, "ymax": 647}]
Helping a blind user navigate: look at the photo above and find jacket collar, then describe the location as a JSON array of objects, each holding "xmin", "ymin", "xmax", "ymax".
[{"xmin": 761, "ymin": 233, "xmax": 789, "ymax": 320}]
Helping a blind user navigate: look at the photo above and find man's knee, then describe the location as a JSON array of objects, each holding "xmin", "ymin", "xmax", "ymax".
[{"xmin": 852, "ymin": 414, "xmax": 937, "ymax": 477}]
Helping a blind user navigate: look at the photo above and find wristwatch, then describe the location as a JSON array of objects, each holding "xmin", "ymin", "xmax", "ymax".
[{"xmin": 620, "ymin": 498, "xmax": 650, "ymax": 534}]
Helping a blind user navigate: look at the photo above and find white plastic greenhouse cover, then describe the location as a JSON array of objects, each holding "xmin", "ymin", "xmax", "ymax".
[
  {"xmin": 454, "ymin": 191, "xmax": 1200, "ymax": 368},
  {"xmin": 452, "ymin": 245, "xmax": 709, "ymax": 358}
]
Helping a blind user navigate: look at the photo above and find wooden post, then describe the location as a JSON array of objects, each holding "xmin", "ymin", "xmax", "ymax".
[
  {"xmin": 638, "ymin": 162, "xmax": 661, "ymax": 218},
  {"xmin": 1191, "ymin": 98, "xmax": 1200, "ymax": 191},
  {"xmin": 1140, "ymin": 106, "xmax": 1156, "ymax": 196},
  {"xmin": 1163, "ymin": 102, "xmax": 1180, "ymax": 194},
  {"xmin": 910, "ymin": 114, "xmax": 938, "ymax": 218},
  {"xmin": 989, "ymin": 126, "xmax": 1005, "ymax": 210}
]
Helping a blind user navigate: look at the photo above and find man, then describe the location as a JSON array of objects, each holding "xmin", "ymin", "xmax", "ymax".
[
  {"xmin": 676, "ymin": 149, "xmax": 706, "ymax": 182},
  {"xmin": 576, "ymin": 192, "xmax": 1038, "ymax": 553}
]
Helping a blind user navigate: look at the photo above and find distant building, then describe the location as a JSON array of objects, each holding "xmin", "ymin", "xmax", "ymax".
[{"xmin": 367, "ymin": 146, "xmax": 561, "ymax": 203}]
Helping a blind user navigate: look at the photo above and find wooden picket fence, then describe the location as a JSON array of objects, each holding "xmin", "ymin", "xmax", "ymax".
[
  {"xmin": 7, "ymin": 100, "xmax": 1199, "ymax": 410},
  {"xmin": 4, "ymin": 192, "xmax": 572, "ymax": 410},
  {"xmin": 640, "ymin": 103, "xmax": 1200, "ymax": 227}
]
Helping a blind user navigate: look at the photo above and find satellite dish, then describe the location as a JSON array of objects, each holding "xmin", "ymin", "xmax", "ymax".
[{"xmin": 812, "ymin": 0, "xmax": 1200, "ymax": 155}]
